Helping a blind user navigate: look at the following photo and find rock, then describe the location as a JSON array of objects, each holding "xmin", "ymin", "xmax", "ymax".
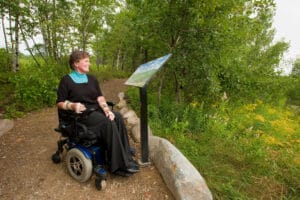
[
  {"xmin": 119, "ymin": 107, "xmax": 129, "ymax": 115},
  {"xmin": 123, "ymin": 110, "xmax": 139, "ymax": 128},
  {"xmin": 149, "ymin": 136, "xmax": 213, "ymax": 200},
  {"xmin": 116, "ymin": 92, "xmax": 127, "ymax": 109},
  {"xmin": 131, "ymin": 122, "xmax": 152, "ymax": 143},
  {"xmin": 0, "ymin": 119, "xmax": 14, "ymax": 137}
]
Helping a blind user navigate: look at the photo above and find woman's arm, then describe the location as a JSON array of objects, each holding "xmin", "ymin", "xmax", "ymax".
[
  {"xmin": 97, "ymin": 96, "xmax": 115, "ymax": 120},
  {"xmin": 57, "ymin": 101, "xmax": 86, "ymax": 113}
]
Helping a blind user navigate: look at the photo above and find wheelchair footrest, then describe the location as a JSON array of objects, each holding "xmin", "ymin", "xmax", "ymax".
[{"xmin": 94, "ymin": 165, "xmax": 107, "ymax": 180}]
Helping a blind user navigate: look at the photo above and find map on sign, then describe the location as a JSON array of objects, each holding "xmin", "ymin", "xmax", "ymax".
[{"xmin": 125, "ymin": 53, "xmax": 172, "ymax": 87}]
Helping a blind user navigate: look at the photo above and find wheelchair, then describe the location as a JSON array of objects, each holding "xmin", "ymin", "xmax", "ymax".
[{"xmin": 51, "ymin": 103, "xmax": 115, "ymax": 191}]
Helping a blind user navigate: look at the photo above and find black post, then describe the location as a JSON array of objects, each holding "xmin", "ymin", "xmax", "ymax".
[{"xmin": 140, "ymin": 86, "xmax": 149, "ymax": 163}]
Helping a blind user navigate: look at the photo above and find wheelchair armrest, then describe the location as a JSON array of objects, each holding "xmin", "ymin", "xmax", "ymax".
[
  {"xmin": 107, "ymin": 101, "xmax": 115, "ymax": 110},
  {"xmin": 54, "ymin": 127, "xmax": 61, "ymax": 133}
]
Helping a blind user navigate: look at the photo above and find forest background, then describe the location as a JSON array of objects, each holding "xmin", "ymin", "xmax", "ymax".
[{"xmin": 0, "ymin": 0, "xmax": 299, "ymax": 199}]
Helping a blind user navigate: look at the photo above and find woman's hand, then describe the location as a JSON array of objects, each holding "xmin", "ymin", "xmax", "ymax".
[
  {"xmin": 106, "ymin": 111, "xmax": 115, "ymax": 121},
  {"xmin": 72, "ymin": 102, "xmax": 86, "ymax": 113},
  {"xmin": 59, "ymin": 101, "xmax": 86, "ymax": 114}
]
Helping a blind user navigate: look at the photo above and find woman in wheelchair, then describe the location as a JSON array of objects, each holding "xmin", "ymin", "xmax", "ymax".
[{"xmin": 56, "ymin": 50, "xmax": 139, "ymax": 177}]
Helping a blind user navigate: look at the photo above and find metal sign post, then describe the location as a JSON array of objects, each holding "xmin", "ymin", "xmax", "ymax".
[
  {"xmin": 140, "ymin": 86, "xmax": 148, "ymax": 163},
  {"xmin": 125, "ymin": 53, "xmax": 172, "ymax": 165}
]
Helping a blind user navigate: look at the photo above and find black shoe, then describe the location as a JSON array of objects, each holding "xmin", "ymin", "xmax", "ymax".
[
  {"xmin": 126, "ymin": 164, "xmax": 139, "ymax": 173},
  {"xmin": 129, "ymin": 160, "xmax": 139, "ymax": 167},
  {"xmin": 113, "ymin": 169, "xmax": 133, "ymax": 177},
  {"xmin": 130, "ymin": 147, "xmax": 136, "ymax": 156}
]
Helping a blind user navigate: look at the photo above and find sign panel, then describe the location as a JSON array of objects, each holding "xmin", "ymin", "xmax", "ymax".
[{"xmin": 125, "ymin": 53, "xmax": 172, "ymax": 87}]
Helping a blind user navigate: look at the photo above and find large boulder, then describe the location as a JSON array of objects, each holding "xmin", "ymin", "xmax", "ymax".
[
  {"xmin": 131, "ymin": 122, "xmax": 153, "ymax": 143},
  {"xmin": 149, "ymin": 136, "xmax": 213, "ymax": 200}
]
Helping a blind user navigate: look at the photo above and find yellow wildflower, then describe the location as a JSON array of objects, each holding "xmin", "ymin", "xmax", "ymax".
[
  {"xmin": 268, "ymin": 108, "xmax": 277, "ymax": 115},
  {"xmin": 284, "ymin": 127, "xmax": 295, "ymax": 136},
  {"xmin": 190, "ymin": 101, "xmax": 198, "ymax": 108},
  {"xmin": 264, "ymin": 135, "xmax": 284, "ymax": 146},
  {"xmin": 244, "ymin": 104, "xmax": 257, "ymax": 112},
  {"xmin": 255, "ymin": 115, "xmax": 265, "ymax": 123}
]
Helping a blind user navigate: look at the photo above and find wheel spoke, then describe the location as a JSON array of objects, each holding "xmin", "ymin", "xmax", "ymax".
[{"xmin": 70, "ymin": 156, "xmax": 83, "ymax": 175}]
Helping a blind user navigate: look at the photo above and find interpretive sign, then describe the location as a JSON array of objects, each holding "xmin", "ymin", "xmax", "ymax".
[
  {"xmin": 125, "ymin": 53, "xmax": 172, "ymax": 164},
  {"xmin": 125, "ymin": 53, "xmax": 172, "ymax": 87}
]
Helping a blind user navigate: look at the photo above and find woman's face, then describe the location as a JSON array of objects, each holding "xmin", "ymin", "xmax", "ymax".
[{"xmin": 75, "ymin": 57, "xmax": 90, "ymax": 73}]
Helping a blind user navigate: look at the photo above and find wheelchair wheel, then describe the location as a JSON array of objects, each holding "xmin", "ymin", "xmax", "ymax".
[
  {"xmin": 51, "ymin": 152, "xmax": 61, "ymax": 164},
  {"xmin": 95, "ymin": 178, "xmax": 106, "ymax": 191},
  {"xmin": 66, "ymin": 148, "xmax": 93, "ymax": 182}
]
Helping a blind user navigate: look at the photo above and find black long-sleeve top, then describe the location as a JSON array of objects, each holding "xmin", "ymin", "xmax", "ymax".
[{"xmin": 56, "ymin": 74, "xmax": 103, "ymax": 110}]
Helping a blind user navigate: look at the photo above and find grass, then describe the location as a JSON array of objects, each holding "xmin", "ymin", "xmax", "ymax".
[{"xmin": 147, "ymin": 99, "xmax": 300, "ymax": 199}]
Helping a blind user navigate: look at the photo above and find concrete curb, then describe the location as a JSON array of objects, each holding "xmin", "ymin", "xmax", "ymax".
[{"xmin": 117, "ymin": 93, "xmax": 213, "ymax": 200}]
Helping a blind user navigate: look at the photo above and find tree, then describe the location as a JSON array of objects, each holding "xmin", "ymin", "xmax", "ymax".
[
  {"xmin": 106, "ymin": 0, "xmax": 288, "ymax": 103},
  {"xmin": 291, "ymin": 58, "xmax": 300, "ymax": 77},
  {"xmin": 287, "ymin": 58, "xmax": 300, "ymax": 105},
  {"xmin": 0, "ymin": 0, "xmax": 21, "ymax": 72}
]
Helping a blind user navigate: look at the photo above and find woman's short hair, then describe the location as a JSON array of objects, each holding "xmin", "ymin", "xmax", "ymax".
[{"xmin": 69, "ymin": 50, "xmax": 90, "ymax": 69}]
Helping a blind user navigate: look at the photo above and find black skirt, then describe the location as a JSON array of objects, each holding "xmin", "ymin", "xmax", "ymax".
[{"xmin": 79, "ymin": 110, "xmax": 133, "ymax": 172}]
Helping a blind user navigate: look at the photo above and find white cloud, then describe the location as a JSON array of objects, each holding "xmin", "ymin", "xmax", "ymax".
[
  {"xmin": 272, "ymin": 0, "xmax": 300, "ymax": 74},
  {"xmin": 273, "ymin": 0, "xmax": 300, "ymax": 59}
]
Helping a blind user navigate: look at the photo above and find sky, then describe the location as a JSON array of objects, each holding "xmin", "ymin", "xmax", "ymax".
[
  {"xmin": 273, "ymin": 0, "xmax": 300, "ymax": 73},
  {"xmin": 0, "ymin": 0, "xmax": 299, "ymax": 72}
]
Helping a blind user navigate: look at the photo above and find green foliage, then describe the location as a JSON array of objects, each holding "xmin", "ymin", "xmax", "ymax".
[
  {"xmin": 0, "ymin": 48, "xmax": 12, "ymax": 71},
  {"xmin": 126, "ymin": 87, "xmax": 299, "ymax": 198},
  {"xmin": 89, "ymin": 64, "xmax": 130, "ymax": 82},
  {"xmin": 126, "ymin": 88, "xmax": 208, "ymax": 135},
  {"xmin": 5, "ymin": 60, "xmax": 59, "ymax": 117},
  {"xmin": 0, "ymin": 72, "xmax": 14, "ymax": 114},
  {"xmin": 108, "ymin": 0, "xmax": 289, "ymax": 104},
  {"xmin": 291, "ymin": 58, "xmax": 300, "ymax": 77},
  {"xmin": 287, "ymin": 77, "xmax": 300, "ymax": 105},
  {"xmin": 204, "ymin": 100, "xmax": 300, "ymax": 199},
  {"xmin": 288, "ymin": 58, "xmax": 300, "ymax": 105}
]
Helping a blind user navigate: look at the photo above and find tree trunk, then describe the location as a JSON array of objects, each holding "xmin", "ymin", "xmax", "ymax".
[
  {"xmin": 30, "ymin": 34, "xmax": 47, "ymax": 63},
  {"xmin": 144, "ymin": 49, "xmax": 148, "ymax": 63},
  {"xmin": 157, "ymin": 76, "xmax": 164, "ymax": 108},
  {"xmin": 174, "ymin": 72, "xmax": 181, "ymax": 103},
  {"xmin": 13, "ymin": 12, "xmax": 19, "ymax": 72},
  {"xmin": 1, "ymin": 13, "xmax": 11, "ymax": 71},
  {"xmin": 20, "ymin": 24, "xmax": 41, "ymax": 67},
  {"xmin": 1, "ymin": 14, "xmax": 9, "ymax": 53},
  {"xmin": 8, "ymin": 10, "xmax": 16, "ymax": 72},
  {"xmin": 51, "ymin": 0, "xmax": 59, "ymax": 61},
  {"xmin": 116, "ymin": 49, "xmax": 121, "ymax": 70},
  {"xmin": 121, "ymin": 53, "xmax": 125, "ymax": 71}
]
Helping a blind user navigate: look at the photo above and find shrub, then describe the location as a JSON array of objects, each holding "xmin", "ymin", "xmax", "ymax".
[
  {"xmin": 7, "ymin": 62, "xmax": 59, "ymax": 116},
  {"xmin": 0, "ymin": 48, "xmax": 12, "ymax": 71}
]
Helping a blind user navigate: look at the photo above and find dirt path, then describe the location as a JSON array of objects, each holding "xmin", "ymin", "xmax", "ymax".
[{"xmin": 0, "ymin": 79, "xmax": 174, "ymax": 200}]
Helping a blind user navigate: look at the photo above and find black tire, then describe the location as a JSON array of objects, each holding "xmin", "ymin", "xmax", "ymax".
[
  {"xmin": 95, "ymin": 178, "xmax": 106, "ymax": 191},
  {"xmin": 65, "ymin": 148, "xmax": 93, "ymax": 182},
  {"xmin": 51, "ymin": 152, "xmax": 61, "ymax": 164}
]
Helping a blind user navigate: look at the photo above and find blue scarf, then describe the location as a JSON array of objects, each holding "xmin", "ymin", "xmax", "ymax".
[{"xmin": 69, "ymin": 70, "xmax": 88, "ymax": 83}]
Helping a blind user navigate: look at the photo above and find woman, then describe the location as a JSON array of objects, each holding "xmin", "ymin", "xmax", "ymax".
[{"xmin": 56, "ymin": 50, "xmax": 139, "ymax": 176}]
